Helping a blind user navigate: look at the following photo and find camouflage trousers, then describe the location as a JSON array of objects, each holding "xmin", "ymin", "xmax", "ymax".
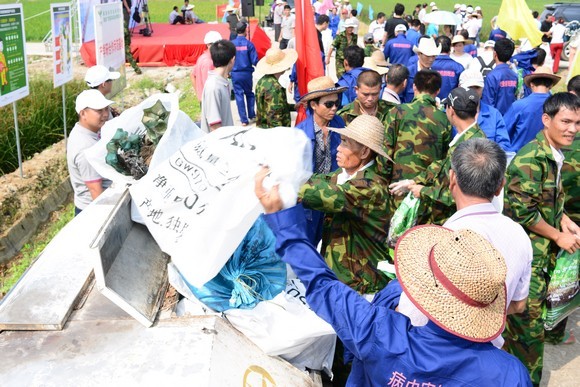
[
  {"xmin": 502, "ymin": 263, "xmax": 567, "ymax": 386},
  {"xmin": 123, "ymin": 12, "xmax": 141, "ymax": 74},
  {"xmin": 335, "ymin": 57, "xmax": 345, "ymax": 79}
]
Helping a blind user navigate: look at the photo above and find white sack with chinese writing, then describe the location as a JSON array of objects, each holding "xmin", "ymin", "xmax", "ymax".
[{"xmin": 129, "ymin": 126, "xmax": 312, "ymax": 287}]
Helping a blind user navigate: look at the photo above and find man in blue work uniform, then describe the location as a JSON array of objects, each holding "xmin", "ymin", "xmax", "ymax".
[
  {"xmin": 336, "ymin": 46, "xmax": 368, "ymax": 106},
  {"xmin": 403, "ymin": 37, "xmax": 441, "ymax": 103},
  {"xmin": 383, "ymin": 24, "xmax": 414, "ymax": 66},
  {"xmin": 254, "ymin": 168, "xmax": 533, "ymax": 387},
  {"xmin": 504, "ymin": 67, "xmax": 561, "ymax": 153},
  {"xmin": 432, "ymin": 35, "xmax": 465, "ymax": 101},
  {"xmin": 482, "ymin": 38, "xmax": 518, "ymax": 115},
  {"xmin": 459, "ymin": 70, "xmax": 512, "ymax": 153},
  {"xmin": 231, "ymin": 21, "xmax": 258, "ymax": 126},
  {"xmin": 406, "ymin": 19, "xmax": 421, "ymax": 47}
]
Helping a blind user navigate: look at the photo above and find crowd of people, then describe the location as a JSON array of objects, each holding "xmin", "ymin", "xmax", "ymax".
[{"xmin": 68, "ymin": 1, "xmax": 579, "ymax": 386}]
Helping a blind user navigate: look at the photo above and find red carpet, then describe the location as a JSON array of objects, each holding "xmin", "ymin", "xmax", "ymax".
[{"xmin": 80, "ymin": 21, "xmax": 271, "ymax": 67}]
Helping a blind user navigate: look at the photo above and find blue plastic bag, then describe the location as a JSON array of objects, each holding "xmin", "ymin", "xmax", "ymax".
[{"xmin": 186, "ymin": 216, "xmax": 287, "ymax": 312}]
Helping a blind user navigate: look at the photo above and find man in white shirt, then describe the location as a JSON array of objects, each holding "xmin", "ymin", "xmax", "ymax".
[
  {"xmin": 382, "ymin": 63, "xmax": 408, "ymax": 104},
  {"xmin": 398, "ymin": 137, "xmax": 533, "ymax": 350},
  {"xmin": 279, "ymin": 5, "xmax": 295, "ymax": 49},
  {"xmin": 368, "ymin": 12, "xmax": 386, "ymax": 43}
]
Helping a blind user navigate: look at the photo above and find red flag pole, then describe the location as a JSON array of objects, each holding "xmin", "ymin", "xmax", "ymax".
[{"xmin": 295, "ymin": 0, "xmax": 324, "ymax": 124}]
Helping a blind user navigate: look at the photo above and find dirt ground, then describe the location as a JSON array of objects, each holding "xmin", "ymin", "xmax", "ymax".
[{"xmin": 6, "ymin": 38, "xmax": 578, "ymax": 385}]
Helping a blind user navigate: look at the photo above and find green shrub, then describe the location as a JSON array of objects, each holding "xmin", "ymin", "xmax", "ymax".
[{"xmin": 0, "ymin": 79, "xmax": 86, "ymax": 175}]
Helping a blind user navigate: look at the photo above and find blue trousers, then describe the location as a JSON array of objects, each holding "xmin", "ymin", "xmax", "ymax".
[{"xmin": 231, "ymin": 71, "xmax": 255, "ymax": 124}]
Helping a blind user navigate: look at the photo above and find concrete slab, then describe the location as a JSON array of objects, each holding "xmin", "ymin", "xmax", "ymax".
[
  {"xmin": 0, "ymin": 315, "xmax": 313, "ymax": 386},
  {"xmin": 0, "ymin": 188, "xmax": 125, "ymax": 331}
]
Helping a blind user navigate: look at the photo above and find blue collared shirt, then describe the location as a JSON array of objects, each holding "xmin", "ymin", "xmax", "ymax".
[
  {"xmin": 432, "ymin": 55, "xmax": 465, "ymax": 100},
  {"xmin": 452, "ymin": 103, "xmax": 512, "ymax": 152},
  {"xmin": 482, "ymin": 63, "xmax": 518, "ymax": 115},
  {"xmin": 406, "ymin": 28, "xmax": 421, "ymax": 47},
  {"xmin": 383, "ymin": 34, "xmax": 415, "ymax": 66},
  {"xmin": 504, "ymin": 92, "xmax": 551, "ymax": 153},
  {"xmin": 231, "ymin": 36, "xmax": 258, "ymax": 73},
  {"xmin": 265, "ymin": 205, "xmax": 533, "ymax": 387},
  {"xmin": 402, "ymin": 55, "xmax": 420, "ymax": 103}
]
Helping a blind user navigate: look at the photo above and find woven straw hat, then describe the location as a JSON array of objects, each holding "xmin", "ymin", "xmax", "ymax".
[
  {"xmin": 256, "ymin": 48, "xmax": 298, "ymax": 75},
  {"xmin": 299, "ymin": 76, "xmax": 347, "ymax": 104},
  {"xmin": 524, "ymin": 66, "xmax": 561, "ymax": 88},
  {"xmin": 225, "ymin": 5, "xmax": 236, "ymax": 12},
  {"xmin": 395, "ymin": 226, "xmax": 507, "ymax": 342},
  {"xmin": 363, "ymin": 51, "xmax": 389, "ymax": 75},
  {"xmin": 328, "ymin": 115, "xmax": 392, "ymax": 160}
]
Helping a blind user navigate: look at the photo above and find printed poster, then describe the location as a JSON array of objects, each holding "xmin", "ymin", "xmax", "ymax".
[
  {"xmin": 0, "ymin": 4, "xmax": 29, "ymax": 108},
  {"xmin": 78, "ymin": 0, "xmax": 121, "ymax": 43},
  {"xmin": 51, "ymin": 3, "xmax": 74, "ymax": 88},
  {"xmin": 94, "ymin": 2, "xmax": 126, "ymax": 98}
]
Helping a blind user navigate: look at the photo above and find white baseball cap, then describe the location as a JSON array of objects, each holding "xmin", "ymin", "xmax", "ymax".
[
  {"xmin": 204, "ymin": 31, "xmax": 222, "ymax": 45},
  {"xmin": 395, "ymin": 24, "xmax": 407, "ymax": 33},
  {"xmin": 75, "ymin": 89, "xmax": 114, "ymax": 114},
  {"xmin": 84, "ymin": 65, "xmax": 121, "ymax": 88},
  {"xmin": 459, "ymin": 70, "xmax": 485, "ymax": 89},
  {"xmin": 484, "ymin": 40, "xmax": 496, "ymax": 48}
]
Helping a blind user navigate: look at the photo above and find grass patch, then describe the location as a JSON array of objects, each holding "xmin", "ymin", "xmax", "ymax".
[
  {"xmin": 132, "ymin": 76, "xmax": 165, "ymax": 91},
  {"xmin": 0, "ymin": 78, "xmax": 86, "ymax": 175},
  {"xmin": 0, "ymin": 201, "xmax": 74, "ymax": 298}
]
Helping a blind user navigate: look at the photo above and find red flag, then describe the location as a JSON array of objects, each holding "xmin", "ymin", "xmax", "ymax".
[{"xmin": 295, "ymin": 0, "xmax": 325, "ymax": 124}]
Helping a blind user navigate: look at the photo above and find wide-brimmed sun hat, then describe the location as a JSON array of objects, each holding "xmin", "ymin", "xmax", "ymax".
[
  {"xmin": 524, "ymin": 66, "xmax": 561, "ymax": 88},
  {"xmin": 343, "ymin": 18, "xmax": 357, "ymax": 29},
  {"xmin": 363, "ymin": 51, "xmax": 389, "ymax": 75},
  {"xmin": 299, "ymin": 76, "xmax": 347, "ymax": 104},
  {"xmin": 256, "ymin": 47, "xmax": 298, "ymax": 75},
  {"xmin": 329, "ymin": 115, "xmax": 392, "ymax": 160},
  {"xmin": 413, "ymin": 37, "xmax": 441, "ymax": 56},
  {"xmin": 395, "ymin": 226, "xmax": 507, "ymax": 342},
  {"xmin": 225, "ymin": 4, "xmax": 236, "ymax": 12},
  {"xmin": 186, "ymin": 4, "xmax": 194, "ymax": 10},
  {"xmin": 451, "ymin": 35, "xmax": 472, "ymax": 45}
]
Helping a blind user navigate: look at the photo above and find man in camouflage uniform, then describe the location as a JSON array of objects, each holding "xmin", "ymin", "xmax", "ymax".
[
  {"xmin": 381, "ymin": 70, "xmax": 451, "ymax": 214},
  {"xmin": 337, "ymin": 69, "xmax": 395, "ymax": 126},
  {"xmin": 390, "ymin": 87, "xmax": 485, "ymax": 225},
  {"xmin": 122, "ymin": 0, "xmax": 141, "ymax": 74},
  {"xmin": 363, "ymin": 33, "xmax": 377, "ymax": 57},
  {"xmin": 503, "ymin": 93, "xmax": 580, "ymax": 386},
  {"xmin": 326, "ymin": 18, "xmax": 358, "ymax": 79},
  {"xmin": 562, "ymin": 138, "xmax": 579, "ymax": 223},
  {"xmin": 254, "ymin": 48, "xmax": 297, "ymax": 128},
  {"xmin": 299, "ymin": 115, "xmax": 391, "ymax": 295}
]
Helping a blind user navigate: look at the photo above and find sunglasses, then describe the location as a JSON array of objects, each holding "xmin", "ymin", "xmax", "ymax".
[{"xmin": 320, "ymin": 100, "xmax": 340, "ymax": 109}]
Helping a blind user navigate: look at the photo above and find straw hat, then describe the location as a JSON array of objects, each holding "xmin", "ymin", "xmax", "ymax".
[
  {"xmin": 225, "ymin": 5, "xmax": 236, "ymax": 12},
  {"xmin": 395, "ymin": 226, "xmax": 507, "ymax": 342},
  {"xmin": 329, "ymin": 115, "xmax": 391, "ymax": 159},
  {"xmin": 451, "ymin": 35, "xmax": 472, "ymax": 45},
  {"xmin": 413, "ymin": 37, "xmax": 441, "ymax": 56},
  {"xmin": 363, "ymin": 51, "xmax": 389, "ymax": 75},
  {"xmin": 524, "ymin": 66, "xmax": 561, "ymax": 88},
  {"xmin": 256, "ymin": 48, "xmax": 298, "ymax": 75},
  {"xmin": 299, "ymin": 76, "xmax": 347, "ymax": 104},
  {"xmin": 186, "ymin": 4, "xmax": 194, "ymax": 10}
]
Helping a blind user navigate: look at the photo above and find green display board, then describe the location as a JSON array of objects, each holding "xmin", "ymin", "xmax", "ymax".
[{"xmin": 0, "ymin": 3, "xmax": 29, "ymax": 107}]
